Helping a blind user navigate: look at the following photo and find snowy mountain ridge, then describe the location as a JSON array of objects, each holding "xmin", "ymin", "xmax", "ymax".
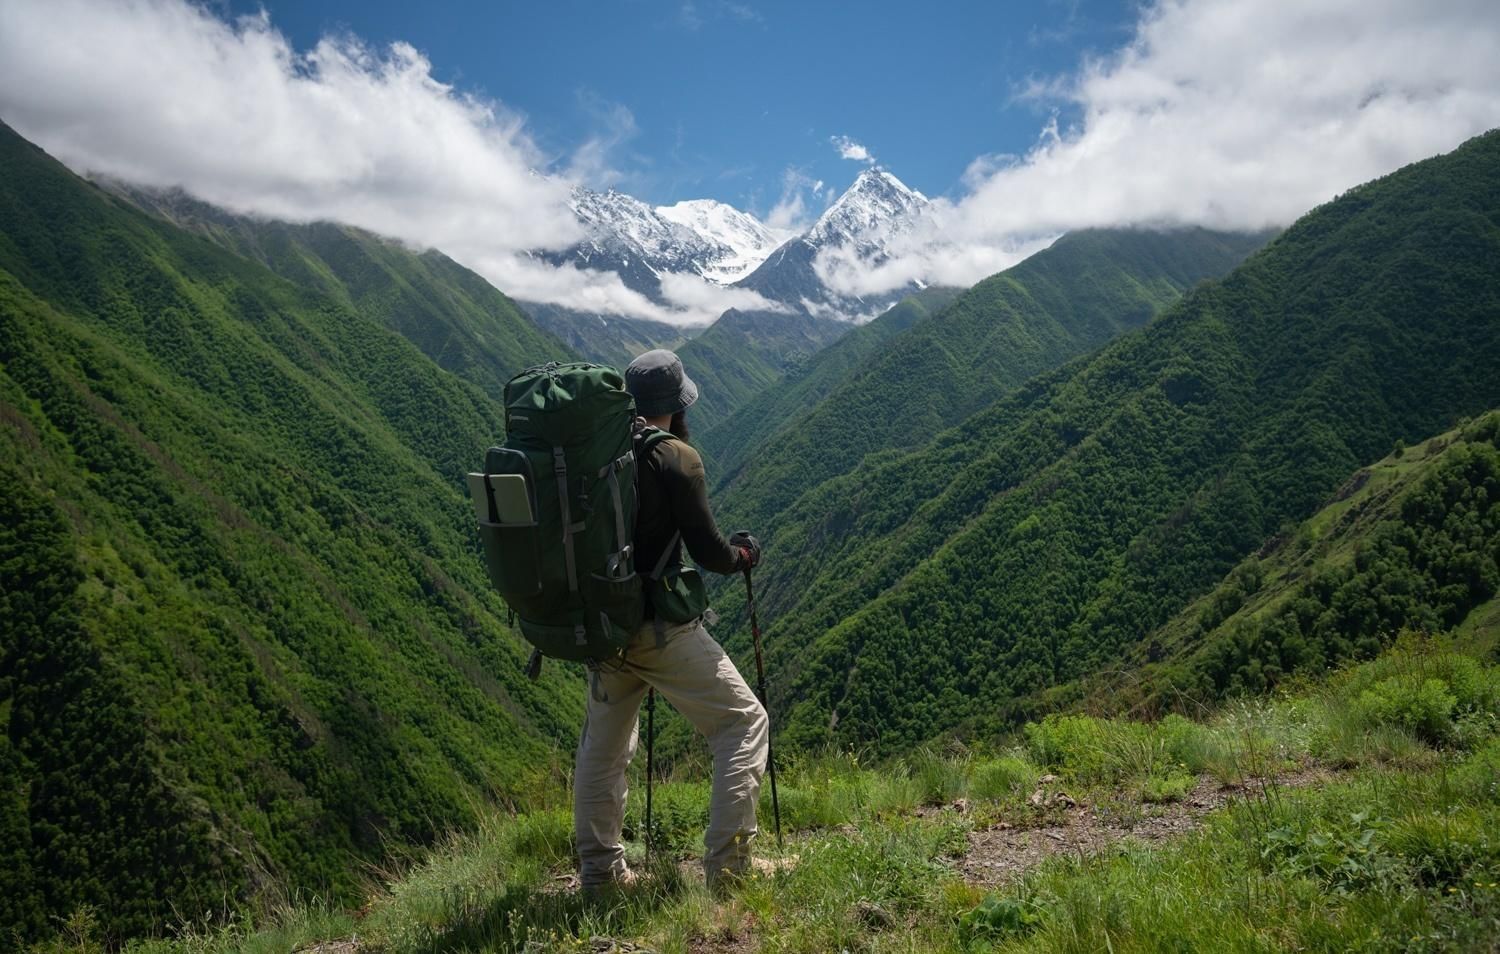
[
  {"xmin": 564, "ymin": 187, "xmax": 787, "ymax": 287},
  {"xmin": 656, "ymin": 198, "xmax": 793, "ymax": 284}
]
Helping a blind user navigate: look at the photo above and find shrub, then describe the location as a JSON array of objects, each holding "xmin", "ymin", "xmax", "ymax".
[
  {"xmin": 959, "ymin": 894, "xmax": 1042, "ymax": 944},
  {"xmin": 1258, "ymin": 810, "xmax": 1403, "ymax": 894},
  {"xmin": 1338, "ymin": 648, "xmax": 1498, "ymax": 717},
  {"xmin": 1141, "ymin": 773, "xmax": 1196, "ymax": 804},
  {"xmin": 624, "ymin": 780, "xmax": 709, "ymax": 852},
  {"xmin": 1352, "ymin": 676, "xmax": 1458, "ymax": 744}
]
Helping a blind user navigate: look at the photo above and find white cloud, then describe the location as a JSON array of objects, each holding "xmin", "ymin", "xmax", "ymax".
[
  {"xmin": 657, "ymin": 272, "xmax": 787, "ymax": 319},
  {"xmin": 765, "ymin": 167, "xmax": 824, "ymax": 232},
  {"xmin": 566, "ymin": 93, "xmax": 640, "ymax": 189},
  {"xmin": 0, "ymin": 0, "xmax": 727, "ymax": 326},
  {"xmin": 831, "ymin": 135, "xmax": 875, "ymax": 164},
  {"xmin": 823, "ymin": 0, "xmax": 1500, "ymax": 297}
]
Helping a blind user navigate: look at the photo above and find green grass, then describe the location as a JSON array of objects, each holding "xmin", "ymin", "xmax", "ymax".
[
  {"xmin": 75, "ymin": 641, "xmax": 1496, "ymax": 954},
  {"xmin": 981, "ymin": 752, "xmax": 1500, "ymax": 953}
]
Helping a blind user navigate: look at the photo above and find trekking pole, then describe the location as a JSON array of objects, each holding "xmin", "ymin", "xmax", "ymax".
[
  {"xmin": 742, "ymin": 568, "xmax": 782, "ymax": 848},
  {"xmin": 645, "ymin": 687, "xmax": 656, "ymax": 859}
]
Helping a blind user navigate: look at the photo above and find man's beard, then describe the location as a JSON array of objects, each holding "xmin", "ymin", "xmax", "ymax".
[{"xmin": 669, "ymin": 410, "xmax": 690, "ymax": 443}]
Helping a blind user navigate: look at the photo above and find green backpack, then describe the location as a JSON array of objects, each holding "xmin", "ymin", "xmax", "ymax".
[{"xmin": 477, "ymin": 362, "xmax": 674, "ymax": 670}]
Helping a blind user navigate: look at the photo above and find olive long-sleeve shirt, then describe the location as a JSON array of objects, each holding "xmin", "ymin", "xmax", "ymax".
[{"xmin": 635, "ymin": 435, "xmax": 743, "ymax": 615}]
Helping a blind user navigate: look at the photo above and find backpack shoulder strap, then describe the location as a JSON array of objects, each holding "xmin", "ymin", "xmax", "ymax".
[
  {"xmin": 633, "ymin": 423, "xmax": 677, "ymax": 458},
  {"xmin": 633, "ymin": 424, "xmax": 685, "ymax": 648},
  {"xmin": 632, "ymin": 424, "xmax": 679, "ymax": 581}
]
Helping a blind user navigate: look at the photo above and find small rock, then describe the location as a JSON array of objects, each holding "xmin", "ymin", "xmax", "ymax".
[
  {"xmin": 1053, "ymin": 792, "xmax": 1078, "ymax": 809},
  {"xmin": 1044, "ymin": 831, "xmax": 1064, "ymax": 842},
  {"xmin": 855, "ymin": 899, "xmax": 896, "ymax": 930},
  {"xmin": 586, "ymin": 938, "xmax": 655, "ymax": 954},
  {"xmin": 1028, "ymin": 790, "xmax": 1046, "ymax": 807},
  {"xmin": 1038, "ymin": 774, "xmax": 1059, "ymax": 784},
  {"xmin": 951, "ymin": 797, "xmax": 971, "ymax": 814}
]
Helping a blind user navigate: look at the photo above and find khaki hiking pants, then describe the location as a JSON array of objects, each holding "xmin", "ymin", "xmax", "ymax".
[{"xmin": 574, "ymin": 616, "xmax": 768, "ymax": 887}]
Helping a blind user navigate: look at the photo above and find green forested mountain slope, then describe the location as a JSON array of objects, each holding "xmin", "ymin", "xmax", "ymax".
[
  {"xmin": 522, "ymin": 300, "xmax": 692, "ymax": 372},
  {"xmin": 713, "ymin": 227, "xmax": 1271, "ymax": 534},
  {"xmin": 1135, "ymin": 410, "xmax": 1500, "ymax": 706},
  {"xmin": 103, "ymin": 184, "xmax": 575, "ymax": 397},
  {"xmin": 733, "ymin": 131, "xmax": 1500, "ymax": 755},
  {"xmin": 0, "ymin": 123, "xmax": 578, "ymax": 940},
  {"xmin": 675, "ymin": 307, "xmax": 851, "ymax": 436},
  {"xmin": 698, "ymin": 286, "xmax": 962, "ymax": 480},
  {"xmin": 1007, "ymin": 410, "xmax": 1500, "ymax": 727}
]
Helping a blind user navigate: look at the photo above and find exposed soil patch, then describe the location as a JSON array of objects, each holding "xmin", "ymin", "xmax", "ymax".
[
  {"xmin": 686, "ymin": 912, "xmax": 758, "ymax": 954},
  {"xmin": 959, "ymin": 768, "xmax": 1332, "ymax": 886}
]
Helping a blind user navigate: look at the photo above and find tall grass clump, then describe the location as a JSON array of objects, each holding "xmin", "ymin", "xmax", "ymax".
[
  {"xmin": 969, "ymin": 755, "xmax": 1041, "ymax": 802},
  {"xmin": 1022, "ymin": 712, "xmax": 1222, "ymax": 789},
  {"xmin": 764, "ymin": 748, "xmax": 924, "ymax": 829},
  {"xmin": 908, "ymin": 745, "xmax": 971, "ymax": 805}
]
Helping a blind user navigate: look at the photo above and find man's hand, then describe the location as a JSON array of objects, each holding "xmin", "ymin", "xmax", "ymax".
[{"xmin": 729, "ymin": 530, "xmax": 762, "ymax": 570}]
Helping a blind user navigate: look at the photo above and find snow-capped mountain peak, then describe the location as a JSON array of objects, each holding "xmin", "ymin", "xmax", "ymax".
[
  {"xmin": 656, "ymin": 199, "xmax": 794, "ymax": 284},
  {"xmin": 807, "ymin": 167, "xmax": 928, "ymax": 248}
]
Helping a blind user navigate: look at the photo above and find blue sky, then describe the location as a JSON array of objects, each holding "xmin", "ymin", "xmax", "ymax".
[{"xmin": 223, "ymin": 0, "xmax": 1137, "ymax": 213}]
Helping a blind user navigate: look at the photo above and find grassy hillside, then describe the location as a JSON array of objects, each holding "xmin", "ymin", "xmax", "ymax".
[
  {"xmin": 698, "ymin": 286, "xmax": 962, "ymax": 481},
  {"xmin": 104, "ymin": 184, "xmax": 574, "ymax": 397},
  {"xmin": 0, "ymin": 123, "xmax": 582, "ymax": 941},
  {"xmin": 715, "ymin": 131, "xmax": 1500, "ymax": 756},
  {"xmin": 713, "ymin": 227, "xmax": 1271, "ymax": 535},
  {"xmin": 103, "ymin": 639, "xmax": 1500, "ymax": 954}
]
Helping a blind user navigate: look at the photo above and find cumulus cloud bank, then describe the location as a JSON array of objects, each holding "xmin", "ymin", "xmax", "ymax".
[
  {"xmin": 819, "ymin": 0, "xmax": 1500, "ymax": 297},
  {"xmin": 0, "ymin": 0, "xmax": 751, "ymax": 325}
]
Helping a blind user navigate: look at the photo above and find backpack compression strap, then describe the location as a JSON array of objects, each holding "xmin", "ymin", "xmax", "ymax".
[{"xmin": 551, "ymin": 446, "xmax": 586, "ymax": 649}]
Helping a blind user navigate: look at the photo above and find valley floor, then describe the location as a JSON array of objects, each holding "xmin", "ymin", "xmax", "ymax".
[{"xmin": 43, "ymin": 635, "xmax": 1497, "ymax": 954}]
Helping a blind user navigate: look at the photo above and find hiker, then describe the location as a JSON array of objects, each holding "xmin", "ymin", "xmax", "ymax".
[{"xmin": 573, "ymin": 349, "xmax": 769, "ymax": 894}]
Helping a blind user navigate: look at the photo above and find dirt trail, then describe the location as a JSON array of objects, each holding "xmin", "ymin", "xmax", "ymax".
[{"xmin": 959, "ymin": 769, "xmax": 1331, "ymax": 886}]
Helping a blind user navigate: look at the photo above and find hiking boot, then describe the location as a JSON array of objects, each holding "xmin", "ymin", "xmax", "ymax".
[
  {"xmin": 581, "ymin": 866, "xmax": 639, "ymax": 896},
  {"xmin": 706, "ymin": 855, "xmax": 796, "ymax": 897}
]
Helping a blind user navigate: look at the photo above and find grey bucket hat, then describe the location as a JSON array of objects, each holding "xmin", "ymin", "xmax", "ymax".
[{"xmin": 625, "ymin": 349, "xmax": 699, "ymax": 417}]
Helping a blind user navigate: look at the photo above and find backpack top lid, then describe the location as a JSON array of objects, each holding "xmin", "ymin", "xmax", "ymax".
[{"xmin": 503, "ymin": 362, "xmax": 635, "ymax": 444}]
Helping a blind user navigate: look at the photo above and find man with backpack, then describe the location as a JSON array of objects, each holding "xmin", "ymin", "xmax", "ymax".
[{"xmin": 573, "ymin": 349, "xmax": 768, "ymax": 894}]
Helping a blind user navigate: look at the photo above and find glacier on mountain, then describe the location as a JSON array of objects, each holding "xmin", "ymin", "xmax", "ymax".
[{"xmin": 656, "ymin": 198, "xmax": 793, "ymax": 284}]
